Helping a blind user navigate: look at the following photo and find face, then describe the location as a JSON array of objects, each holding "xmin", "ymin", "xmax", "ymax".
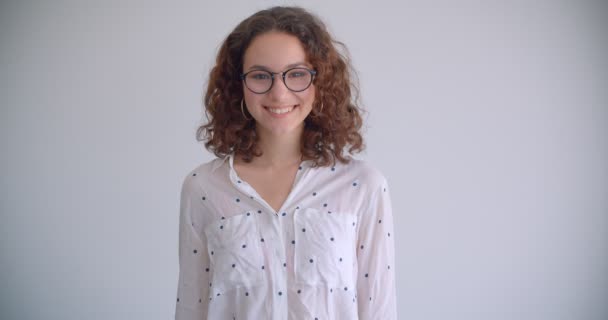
[{"xmin": 242, "ymin": 31, "xmax": 316, "ymax": 137}]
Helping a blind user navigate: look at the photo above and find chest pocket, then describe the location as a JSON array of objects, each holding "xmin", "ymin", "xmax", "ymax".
[
  {"xmin": 204, "ymin": 212, "xmax": 264, "ymax": 293},
  {"xmin": 293, "ymin": 207, "xmax": 358, "ymax": 287}
]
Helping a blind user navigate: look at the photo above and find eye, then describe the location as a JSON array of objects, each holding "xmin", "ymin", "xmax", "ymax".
[
  {"xmin": 249, "ymin": 71, "xmax": 271, "ymax": 80},
  {"xmin": 287, "ymin": 70, "xmax": 307, "ymax": 78}
]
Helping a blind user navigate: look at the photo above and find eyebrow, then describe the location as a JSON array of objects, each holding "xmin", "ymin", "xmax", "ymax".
[{"xmin": 246, "ymin": 62, "xmax": 309, "ymax": 72}]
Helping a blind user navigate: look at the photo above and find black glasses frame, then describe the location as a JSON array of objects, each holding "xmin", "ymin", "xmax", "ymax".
[{"xmin": 240, "ymin": 67, "xmax": 317, "ymax": 94}]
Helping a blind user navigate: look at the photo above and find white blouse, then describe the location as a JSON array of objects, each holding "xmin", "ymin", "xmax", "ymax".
[{"xmin": 175, "ymin": 154, "xmax": 397, "ymax": 320}]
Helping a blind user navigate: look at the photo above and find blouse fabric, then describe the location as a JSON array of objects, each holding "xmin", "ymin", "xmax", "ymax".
[{"xmin": 175, "ymin": 154, "xmax": 397, "ymax": 319}]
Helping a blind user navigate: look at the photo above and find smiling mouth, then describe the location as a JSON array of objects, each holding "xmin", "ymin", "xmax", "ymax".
[{"xmin": 264, "ymin": 105, "xmax": 298, "ymax": 115}]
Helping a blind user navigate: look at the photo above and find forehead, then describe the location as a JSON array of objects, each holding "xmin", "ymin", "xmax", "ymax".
[{"xmin": 243, "ymin": 32, "xmax": 309, "ymax": 71}]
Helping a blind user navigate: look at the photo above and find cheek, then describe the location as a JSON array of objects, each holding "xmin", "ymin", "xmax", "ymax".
[
  {"xmin": 243, "ymin": 90, "xmax": 258, "ymax": 109},
  {"xmin": 302, "ymin": 86, "xmax": 316, "ymax": 104}
]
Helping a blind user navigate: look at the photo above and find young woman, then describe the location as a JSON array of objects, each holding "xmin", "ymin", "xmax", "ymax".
[{"xmin": 176, "ymin": 6, "xmax": 397, "ymax": 320}]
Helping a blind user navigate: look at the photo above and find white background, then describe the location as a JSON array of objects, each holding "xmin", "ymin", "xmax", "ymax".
[{"xmin": 1, "ymin": 0, "xmax": 607, "ymax": 319}]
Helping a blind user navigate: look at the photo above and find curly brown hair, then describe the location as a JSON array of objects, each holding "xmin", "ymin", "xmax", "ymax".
[{"xmin": 196, "ymin": 6, "xmax": 364, "ymax": 167}]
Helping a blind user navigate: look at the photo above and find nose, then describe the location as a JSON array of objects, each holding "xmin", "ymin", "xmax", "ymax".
[{"xmin": 267, "ymin": 75, "xmax": 290, "ymax": 100}]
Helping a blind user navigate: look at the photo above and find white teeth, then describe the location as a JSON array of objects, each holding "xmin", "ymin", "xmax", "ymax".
[{"xmin": 267, "ymin": 105, "xmax": 296, "ymax": 114}]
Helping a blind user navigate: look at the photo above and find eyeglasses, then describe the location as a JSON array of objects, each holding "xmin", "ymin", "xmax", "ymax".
[{"xmin": 240, "ymin": 67, "xmax": 317, "ymax": 94}]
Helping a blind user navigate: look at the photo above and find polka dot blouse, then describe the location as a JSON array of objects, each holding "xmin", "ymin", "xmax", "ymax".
[{"xmin": 175, "ymin": 154, "xmax": 397, "ymax": 320}]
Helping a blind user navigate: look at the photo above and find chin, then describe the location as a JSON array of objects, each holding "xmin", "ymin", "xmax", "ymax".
[{"xmin": 258, "ymin": 122, "xmax": 305, "ymax": 136}]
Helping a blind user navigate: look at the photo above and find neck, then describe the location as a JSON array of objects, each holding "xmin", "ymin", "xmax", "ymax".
[{"xmin": 253, "ymin": 125, "xmax": 303, "ymax": 167}]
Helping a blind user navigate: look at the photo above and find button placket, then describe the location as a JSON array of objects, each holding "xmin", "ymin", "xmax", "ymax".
[{"xmin": 273, "ymin": 214, "xmax": 286, "ymax": 261}]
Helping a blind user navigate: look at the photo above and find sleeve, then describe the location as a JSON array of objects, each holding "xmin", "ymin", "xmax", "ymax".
[
  {"xmin": 175, "ymin": 174, "xmax": 211, "ymax": 320},
  {"xmin": 356, "ymin": 178, "xmax": 398, "ymax": 319}
]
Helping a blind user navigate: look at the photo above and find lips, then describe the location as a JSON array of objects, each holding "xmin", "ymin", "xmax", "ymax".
[{"xmin": 264, "ymin": 105, "xmax": 298, "ymax": 115}]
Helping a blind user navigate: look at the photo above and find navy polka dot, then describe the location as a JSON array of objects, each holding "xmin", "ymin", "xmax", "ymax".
[{"xmin": 192, "ymin": 173, "xmax": 196, "ymax": 176}]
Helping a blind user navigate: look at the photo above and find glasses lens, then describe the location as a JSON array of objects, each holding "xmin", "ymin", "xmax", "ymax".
[
  {"xmin": 284, "ymin": 68, "xmax": 312, "ymax": 91},
  {"xmin": 245, "ymin": 70, "xmax": 272, "ymax": 93}
]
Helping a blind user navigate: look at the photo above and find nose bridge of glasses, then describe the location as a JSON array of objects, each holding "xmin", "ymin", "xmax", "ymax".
[{"xmin": 265, "ymin": 70, "xmax": 289, "ymax": 91}]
